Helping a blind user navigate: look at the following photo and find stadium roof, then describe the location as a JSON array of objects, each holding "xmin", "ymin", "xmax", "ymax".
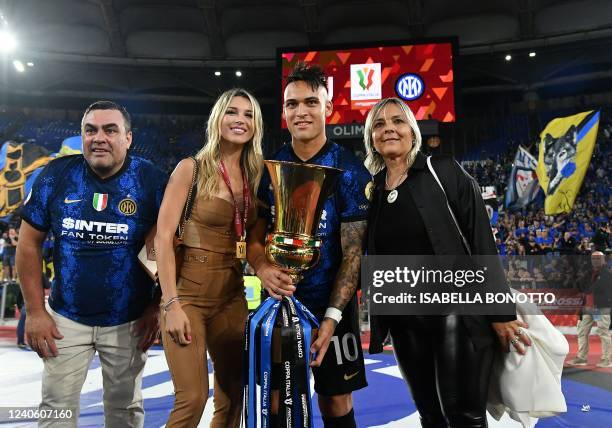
[{"xmin": 1, "ymin": 0, "xmax": 612, "ymax": 104}]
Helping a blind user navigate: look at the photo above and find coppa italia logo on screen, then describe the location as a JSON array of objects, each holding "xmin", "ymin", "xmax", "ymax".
[
  {"xmin": 357, "ymin": 67, "xmax": 374, "ymax": 90},
  {"xmin": 350, "ymin": 63, "xmax": 382, "ymax": 109}
]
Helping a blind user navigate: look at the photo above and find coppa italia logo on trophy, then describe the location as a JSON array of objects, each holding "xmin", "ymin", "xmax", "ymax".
[{"xmin": 350, "ymin": 63, "xmax": 381, "ymax": 110}]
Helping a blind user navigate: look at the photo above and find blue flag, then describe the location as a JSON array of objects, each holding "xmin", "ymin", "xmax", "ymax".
[
  {"xmin": 505, "ymin": 146, "xmax": 540, "ymax": 210},
  {"xmin": 481, "ymin": 186, "xmax": 498, "ymax": 225}
]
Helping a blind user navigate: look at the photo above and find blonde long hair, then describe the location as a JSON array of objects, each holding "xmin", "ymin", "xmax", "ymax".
[
  {"xmin": 194, "ymin": 88, "xmax": 264, "ymax": 199},
  {"xmin": 363, "ymin": 97, "xmax": 422, "ymax": 175}
]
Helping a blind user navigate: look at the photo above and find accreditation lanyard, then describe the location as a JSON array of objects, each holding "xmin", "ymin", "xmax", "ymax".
[{"xmin": 219, "ymin": 160, "xmax": 250, "ymax": 258}]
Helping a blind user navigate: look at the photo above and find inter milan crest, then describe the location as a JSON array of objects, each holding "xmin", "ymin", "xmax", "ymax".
[
  {"xmin": 92, "ymin": 193, "xmax": 108, "ymax": 211},
  {"xmin": 118, "ymin": 197, "xmax": 137, "ymax": 215}
]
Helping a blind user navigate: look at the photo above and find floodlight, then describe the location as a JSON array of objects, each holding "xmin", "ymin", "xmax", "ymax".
[
  {"xmin": 13, "ymin": 59, "xmax": 24, "ymax": 72},
  {"xmin": 0, "ymin": 30, "xmax": 16, "ymax": 52}
]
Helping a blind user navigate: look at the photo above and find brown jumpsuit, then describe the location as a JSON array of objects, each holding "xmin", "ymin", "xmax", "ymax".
[{"xmin": 161, "ymin": 195, "xmax": 256, "ymax": 427}]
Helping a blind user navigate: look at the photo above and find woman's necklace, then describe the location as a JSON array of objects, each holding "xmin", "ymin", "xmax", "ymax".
[{"xmin": 385, "ymin": 168, "xmax": 409, "ymax": 203}]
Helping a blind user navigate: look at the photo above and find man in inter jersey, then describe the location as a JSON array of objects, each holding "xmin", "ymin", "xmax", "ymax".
[
  {"xmin": 248, "ymin": 63, "xmax": 370, "ymax": 428},
  {"xmin": 16, "ymin": 101, "xmax": 167, "ymax": 427}
]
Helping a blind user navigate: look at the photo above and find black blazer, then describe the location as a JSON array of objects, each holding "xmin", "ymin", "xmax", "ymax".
[{"xmin": 367, "ymin": 152, "xmax": 516, "ymax": 353}]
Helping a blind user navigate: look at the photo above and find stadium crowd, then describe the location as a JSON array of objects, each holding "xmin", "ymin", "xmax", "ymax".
[
  {"xmin": 463, "ymin": 122, "xmax": 611, "ymax": 257},
  {"xmin": 1, "ymin": 111, "xmax": 610, "ymax": 296}
]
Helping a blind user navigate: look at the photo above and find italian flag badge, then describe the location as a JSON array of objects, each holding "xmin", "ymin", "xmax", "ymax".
[{"xmin": 92, "ymin": 193, "xmax": 108, "ymax": 211}]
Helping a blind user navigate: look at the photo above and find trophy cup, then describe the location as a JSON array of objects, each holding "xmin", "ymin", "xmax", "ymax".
[
  {"xmin": 264, "ymin": 160, "xmax": 343, "ymax": 281},
  {"xmin": 244, "ymin": 160, "xmax": 343, "ymax": 428}
]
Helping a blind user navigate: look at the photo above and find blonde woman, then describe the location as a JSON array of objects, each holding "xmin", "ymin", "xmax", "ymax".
[
  {"xmin": 363, "ymin": 98, "xmax": 530, "ymax": 428},
  {"xmin": 155, "ymin": 88, "xmax": 263, "ymax": 427}
]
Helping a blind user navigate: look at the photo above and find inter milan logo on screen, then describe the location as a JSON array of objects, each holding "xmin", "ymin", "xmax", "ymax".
[{"xmin": 395, "ymin": 73, "xmax": 425, "ymax": 101}]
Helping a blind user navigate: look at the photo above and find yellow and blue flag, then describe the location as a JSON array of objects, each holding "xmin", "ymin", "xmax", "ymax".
[
  {"xmin": 58, "ymin": 135, "xmax": 82, "ymax": 156},
  {"xmin": 536, "ymin": 110, "xmax": 600, "ymax": 215},
  {"xmin": 0, "ymin": 135, "xmax": 82, "ymax": 221},
  {"xmin": 0, "ymin": 141, "xmax": 53, "ymax": 220}
]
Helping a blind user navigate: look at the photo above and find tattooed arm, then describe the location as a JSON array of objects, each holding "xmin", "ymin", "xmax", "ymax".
[
  {"xmin": 329, "ymin": 220, "xmax": 367, "ymax": 311},
  {"xmin": 310, "ymin": 220, "xmax": 367, "ymax": 367}
]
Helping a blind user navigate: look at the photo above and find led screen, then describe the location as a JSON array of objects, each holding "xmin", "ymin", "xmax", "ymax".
[{"xmin": 279, "ymin": 40, "xmax": 456, "ymax": 127}]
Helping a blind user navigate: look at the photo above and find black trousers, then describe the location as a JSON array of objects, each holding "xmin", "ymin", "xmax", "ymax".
[{"xmin": 389, "ymin": 315, "xmax": 494, "ymax": 428}]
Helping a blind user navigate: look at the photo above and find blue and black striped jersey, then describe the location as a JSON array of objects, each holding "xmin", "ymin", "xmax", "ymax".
[
  {"xmin": 21, "ymin": 154, "xmax": 167, "ymax": 326},
  {"xmin": 258, "ymin": 141, "xmax": 370, "ymax": 309}
]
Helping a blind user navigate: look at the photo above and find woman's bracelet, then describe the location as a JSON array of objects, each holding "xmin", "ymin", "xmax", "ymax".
[{"xmin": 163, "ymin": 296, "xmax": 181, "ymax": 312}]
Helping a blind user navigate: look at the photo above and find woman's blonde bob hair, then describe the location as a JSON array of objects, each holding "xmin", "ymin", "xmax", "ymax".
[
  {"xmin": 194, "ymin": 88, "xmax": 264, "ymax": 199},
  {"xmin": 363, "ymin": 97, "xmax": 422, "ymax": 175}
]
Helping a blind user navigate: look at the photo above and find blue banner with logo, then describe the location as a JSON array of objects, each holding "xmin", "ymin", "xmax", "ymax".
[
  {"xmin": 481, "ymin": 186, "xmax": 498, "ymax": 225},
  {"xmin": 505, "ymin": 146, "xmax": 541, "ymax": 210}
]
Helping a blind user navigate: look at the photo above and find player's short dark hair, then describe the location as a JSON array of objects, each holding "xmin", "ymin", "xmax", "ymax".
[
  {"xmin": 82, "ymin": 100, "xmax": 131, "ymax": 132},
  {"xmin": 286, "ymin": 62, "xmax": 328, "ymax": 93}
]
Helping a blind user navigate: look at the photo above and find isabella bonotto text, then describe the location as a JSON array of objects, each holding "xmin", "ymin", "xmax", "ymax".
[
  {"xmin": 362, "ymin": 255, "xmax": 536, "ymax": 316},
  {"xmin": 372, "ymin": 291, "xmax": 556, "ymax": 305}
]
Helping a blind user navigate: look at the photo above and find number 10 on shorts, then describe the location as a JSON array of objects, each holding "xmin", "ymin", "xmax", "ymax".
[{"xmin": 330, "ymin": 332, "xmax": 359, "ymax": 365}]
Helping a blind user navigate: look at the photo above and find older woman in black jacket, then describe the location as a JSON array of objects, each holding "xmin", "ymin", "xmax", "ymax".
[{"xmin": 363, "ymin": 97, "xmax": 531, "ymax": 428}]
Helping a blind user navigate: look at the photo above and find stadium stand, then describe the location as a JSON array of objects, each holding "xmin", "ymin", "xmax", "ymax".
[{"xmin": 1, "ymin": 0, "xmax": 611, "ymax": 426}]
